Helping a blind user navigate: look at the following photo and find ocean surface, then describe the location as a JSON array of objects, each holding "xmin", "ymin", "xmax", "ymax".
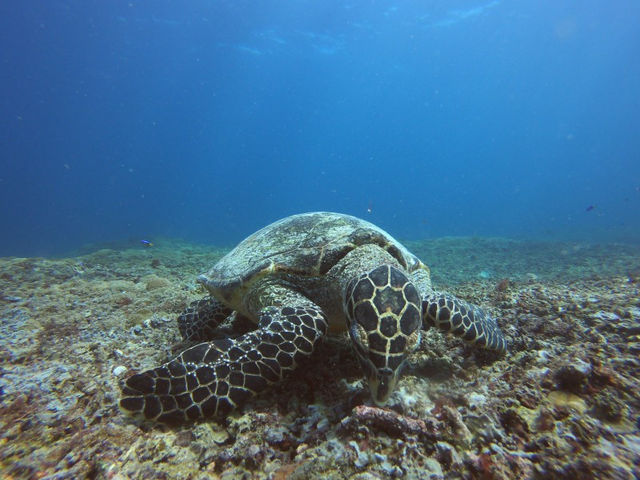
[{"xmin": 1, "ymin": 0, "xmax": 639, "ymax": 256}]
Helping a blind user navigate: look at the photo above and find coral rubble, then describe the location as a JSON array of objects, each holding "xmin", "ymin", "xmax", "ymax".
[{"xmin": 1, "ymin": 238, "xmax": 639, "ymax": 479}]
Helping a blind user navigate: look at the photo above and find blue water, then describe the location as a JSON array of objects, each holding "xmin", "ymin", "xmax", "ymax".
[{"xmin": 1, "ymin": 1, "xmax": 639, "ymax": 256}]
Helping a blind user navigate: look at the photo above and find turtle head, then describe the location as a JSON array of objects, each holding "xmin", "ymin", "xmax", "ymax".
[{"xmin": 344, "ymin": 264, "xmax": 422, "ymax": 405}]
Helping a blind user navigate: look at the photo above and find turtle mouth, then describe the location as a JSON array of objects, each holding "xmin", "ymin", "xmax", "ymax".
[
  {"xmin": 367, "ymin": 368, "xmax": 399, "ymax": 405},
  {"xmin": 351, "ymin": 343, "xmax": 402, "ymax": 405}
]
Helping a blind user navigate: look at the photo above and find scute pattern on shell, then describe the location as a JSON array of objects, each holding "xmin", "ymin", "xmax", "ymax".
[{"xmin": 203, "ymin": 212, "xmax": 420, "ymax": 292}]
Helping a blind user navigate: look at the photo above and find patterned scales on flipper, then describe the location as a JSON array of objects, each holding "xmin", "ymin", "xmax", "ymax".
[
  {"xmin": 121, "ymin": 305, "xmax": 327, "ymax": 423},
  {"xmin": 177, "ymin": 298, "xmax": 233, "ymax": 342},
  {"xmin": 423, "ymin": 293, "xmax": 508, "ymax": 352}
]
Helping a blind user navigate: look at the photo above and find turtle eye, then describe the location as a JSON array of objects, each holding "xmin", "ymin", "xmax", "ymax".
[{"xmin": 349, "ymin": 322, "xmax": 369, "ymax": 352}]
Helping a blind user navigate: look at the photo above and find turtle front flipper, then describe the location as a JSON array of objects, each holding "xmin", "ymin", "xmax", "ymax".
[
  {"xmin": 120, "ymin": 305, "xmax": 328, "ymax": 423},
  {"xmin": 178, "ymin": 297, "xmax": 233, "ymax": 342},
  {"xmin": 423, "ymin": 293, "xmax": 508, "ymax": 352}
]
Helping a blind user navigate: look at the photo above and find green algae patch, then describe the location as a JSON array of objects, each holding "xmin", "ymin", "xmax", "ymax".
[
  {"xmin": 547, "ymin": 390, "xmax": 588, "ymax": 414},
  {"xmin": 142, "ymin": 275, "xmax": 171, "ymax": 290}
]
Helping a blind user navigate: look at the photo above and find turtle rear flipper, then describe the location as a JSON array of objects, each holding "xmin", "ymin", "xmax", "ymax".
[
  {"xmin": 423, "ymin": 293, "xmax": 508, "ymax": 352},
  {"xmin": 120, "ymin": 304, "xmax": 328, "ymax": 423}
]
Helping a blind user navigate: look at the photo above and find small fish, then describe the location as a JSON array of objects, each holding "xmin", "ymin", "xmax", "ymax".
[
  {"xmin": 140, "ymin": 239, "xmax": 154, "ymax": 247},
  {"xmin": 585, "ymin": 205, "xmax": 596, "ymax": 212}
]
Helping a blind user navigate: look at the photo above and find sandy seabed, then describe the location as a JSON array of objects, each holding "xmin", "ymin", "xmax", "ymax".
[{"xmin": 1, "ymin": 237, "xmax": 639, "ymax": 479}]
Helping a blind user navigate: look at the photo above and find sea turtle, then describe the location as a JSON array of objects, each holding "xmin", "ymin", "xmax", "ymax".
[{"xmin": 121, "ymin": 212, "xmax": 507, "ymax": 423}]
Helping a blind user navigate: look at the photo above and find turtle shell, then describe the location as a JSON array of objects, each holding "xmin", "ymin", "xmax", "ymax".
[{"xmin": 200, "ymin": 212, "xmax": 420, "ymax": 305}]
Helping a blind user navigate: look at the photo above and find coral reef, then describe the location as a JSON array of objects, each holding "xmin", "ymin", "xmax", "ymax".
[{"xmin": 0, "ymin": 238, "xmax": 639, "ymax": 479}]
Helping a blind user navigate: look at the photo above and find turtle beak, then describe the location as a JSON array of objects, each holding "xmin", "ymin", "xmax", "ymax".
[{"xmin": 367, "ymin": 367, "xmax": 399, "ymax": 405}]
